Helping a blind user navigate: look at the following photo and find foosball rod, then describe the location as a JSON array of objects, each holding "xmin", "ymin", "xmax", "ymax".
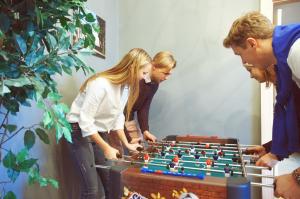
[
  {"xmin": 147, "ymin": 156, "xmax": 269, "ymax": 170},
  {"xmin": 144, "ymin": 151, "xmax": 234, "ymax": 161},
  {"xmin": 149, "ymin": 143, "xmax": 240, "ymax": 154},
  {"xmin": 149, "ymin": 146, "xmax": 259, "ymax": 158},
  {"xmin": 148, "ymin": 141, "xmax": 237, "ymax": 149},
  {"xmin": 155, "ymin": 140, "xmax": 260, "ymax": 148},
  {"xmin": 150, "ymin": 141, "xmax": 260, "ymax": 152},
  {"xmin": 251, "ymin": 182, "xmax": 274, "ymax": 188}
]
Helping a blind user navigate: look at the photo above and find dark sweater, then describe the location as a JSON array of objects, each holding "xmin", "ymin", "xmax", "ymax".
[{"xmin": 126, "ymin": 80, "xmax": 159, "ymax": 133}]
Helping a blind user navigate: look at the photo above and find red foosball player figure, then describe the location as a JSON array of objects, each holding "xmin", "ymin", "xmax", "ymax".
[
  {"xmin": 173, "ymin": 155, "xmax": 179, "ymax": 167},
  {"xmin": 206, "ymin": 158, "xmax": 212, "ymax": 175},
  {"xmin": 218, "ymin": 149, "xmax": 224, "ymax": 157},
  {"xmin": 144, "ymin": 153, "xmax": 150, "ymax": 163},
  {"xmin": 201, "ymin": 150, "xmax": 206, "ymax": 157}
]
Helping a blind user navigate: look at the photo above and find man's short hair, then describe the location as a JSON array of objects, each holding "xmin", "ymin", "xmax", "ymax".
[{"xmin": 223, "ymin": 11, "xmax": 274, "ymax": 48}]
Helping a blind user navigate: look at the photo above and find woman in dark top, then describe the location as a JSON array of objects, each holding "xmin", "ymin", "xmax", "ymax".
[{"xmin": 125, "ymin": 51, "xmax": 177, "ymax": 143}]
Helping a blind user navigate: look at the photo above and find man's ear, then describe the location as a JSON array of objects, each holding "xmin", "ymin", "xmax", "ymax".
[{"xmin": 246, "ymin": 38, "xmax": 257, "ymax": 48}]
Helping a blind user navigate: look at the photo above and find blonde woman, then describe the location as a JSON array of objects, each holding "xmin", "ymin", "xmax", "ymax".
[
  {"xmin": 125, "ymin": 51, "xmax": 176, "ymax": 143},
  {"xmin": 66, "ymin": 48, "xmax": 151, "ymax": 199}
]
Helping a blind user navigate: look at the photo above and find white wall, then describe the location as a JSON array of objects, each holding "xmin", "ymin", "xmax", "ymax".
[
  {"xmin": 119, "ymin": 0, "xmax": 260, "ymax": 144},
  {"xmin": 0, "ymin": 0, "xmax": 119, "ymax": 199}
]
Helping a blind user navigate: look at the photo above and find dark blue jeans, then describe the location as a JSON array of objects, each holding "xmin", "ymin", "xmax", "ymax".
[{"xmin": 67, "ymin": 123, "xmax": 109, "ymax": 199}]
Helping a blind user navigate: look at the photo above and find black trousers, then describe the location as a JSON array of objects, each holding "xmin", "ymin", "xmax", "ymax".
[{"xmin": 67, "ymin": 123, "xmax": 110, "ymax": 199}]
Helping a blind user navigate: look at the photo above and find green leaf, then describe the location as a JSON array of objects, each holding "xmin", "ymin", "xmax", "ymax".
[
  {"xmin": 25, "ymin": 51, "xmax": 37, "ymax": 66},
  {"xmin": 4, "ymin": 77, "xmax": 32, "ymax": 87},
  {"xmin": 85, "ymin": 13, "xmax": 96, "ymax": 22},
  {"xmin": 4, "ymin": 191, "xmax": 16, "ymax": 199},
  {"xmin": 35, "ymin": 128, "xmax": 50, "ymax": 144},
  {"xmin": 0, "ymin": 50, "xmax": 9, "ymax": 61},
  {"xmin": 19, "ymin": 158, "xmax": 38, "ymax": 172},
  {"xmin": 55, "ymin": 123, "xmax": 64, "ymax": 141},
  {"xmin": 2, "ymin": 99, "xmax": 19, "ymax": 113},
  {"xmin": 68, "ymin": 23, "xmax": 76, "ymax": 33},
  {"xmin": 62, "ymin": 65, "xmax": 72, "ymax": 75},
  {"xmin": 46, "ymin": 33, "xmax": 57, "ymax": 49},
  {"xmin": 3, "ymin": 151, "xmax": 16, "ymax": 168},
  {"xmin": 24, "ymin": 130, "xmax": 36, "ymax": 149},
  {"xmin": 53, "ymin": 103, "xmax": 68, "ymax": 118},
  {"xmin": 48, "ymin": 178, "xmax": 59, "ymax": 189},
  {"xmin": 3, "ymin": 124, "xmax": 17, "ymax": 133},
  {"xmin": 0, "ymin": 29, "xmax": 4, "ymax": 38},
  {"xmin": 62, "ymin": 126, "xmax": 72, "ymax": 143},
  {"xmin": 14, "ymin": 34, "xmax": 27, "ymax": 55},
  {"xmin": 58, "ymin": 103, "xmax": 69, "ymax": 113},
  {"xmin": 43, "ymin": 110, "xmax": 53, "ymax": 128},
  {"xmin": 28, "ymin": 167, "xmax": 40, "ymax": 185},
  {"xmin": 39, "ymin": 177, "xmax": 48, "ymax": 187},
  {"xmin": 37, "ymin": 99, "xmax": 46, "ymax": 109},
  {"xmin": 35, "ymin": 7, "xmax": 44, "ymax": 28},
  {"xmin": 83, "ymin": 24, "xmax": 92, "ymax": 34},
  {"xmin": 7, "ymin": 168, "xmax": 20, "ymax": 183},
  {"xmin": 0, "ymin": 84, "xmax": 11, "ymax": 96},
  {"xmin": 16, "ymin": 148, "xmax": 29, "ymax": 162},
  {"xmin": 60, "ymin": 55, "xmax": 74, "ymax": 67},
  {"xmin": 48, "ymin": 92, "xmax": 62, "ymax": 101}
]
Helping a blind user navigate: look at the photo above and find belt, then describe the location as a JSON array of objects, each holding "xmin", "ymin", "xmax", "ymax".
[{"xmin": 70, "ymin": 123, "xmax": 108, "ymax": 140}]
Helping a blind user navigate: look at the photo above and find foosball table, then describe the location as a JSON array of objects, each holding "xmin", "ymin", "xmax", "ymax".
[{"xmin": 95, "ymin": 135, "xmax": 274, "ymax": 199}]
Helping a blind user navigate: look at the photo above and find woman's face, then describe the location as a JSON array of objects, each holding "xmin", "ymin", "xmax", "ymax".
[
  {"xmin": 138, "ymin": 63, "xmax": 152, "ymax": 81},
  {"xmin": 244, "ymin": 64, "xmax": 267, "ymax": 83}
]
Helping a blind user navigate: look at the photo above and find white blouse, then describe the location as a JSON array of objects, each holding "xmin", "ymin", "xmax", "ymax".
[
  {"xmin": 67, "ymin": 77, "xmax": 129, "ymax": 137},
  {"xmin": 287, "ymin": 38, "xmax": 300, "ymax": 88}
]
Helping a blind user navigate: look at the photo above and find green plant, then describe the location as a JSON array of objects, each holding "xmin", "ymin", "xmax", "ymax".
[{"xmin": 0, "ymin": 0, "xmax": 98, "ymax": 198}]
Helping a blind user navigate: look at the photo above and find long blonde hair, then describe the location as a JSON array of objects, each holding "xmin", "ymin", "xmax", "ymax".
[
  {"xmin": 223, "ymin": 11, "xmax": 274, "ymax": 48},
  {"xmin": 152, "ymin": 51, "xmax": 176, "ymax": 70},
  {"xmin": 80, "ymin": 48, "xmax": 151, "ymax": 119}
]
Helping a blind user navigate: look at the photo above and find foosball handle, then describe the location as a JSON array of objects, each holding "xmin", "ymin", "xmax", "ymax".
[
  {"xmin": 137, "ymin": 146, "xmax": 144, "ymax": 152},
  {"xmin": 116, "ymin": 152, "xmax": 122, "ymax": 159}
]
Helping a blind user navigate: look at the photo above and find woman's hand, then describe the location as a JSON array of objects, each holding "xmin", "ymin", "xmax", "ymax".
[
  {"xmin": 103, "ymin": 145, "xmax": 120, "ymax": 160},
  {"xmin": 256, "ymin": 152, "xmax": 278, "ymax": 169},
  {"xmin": 126, "ymin": 142, "xmax": 143, "ymax": 152},
  {"xmin": 143, "ymin": 130, "xmax": 157, "ymax": 142},
  {"xmin": 244, "ymin": 145, "xmax": 267, "ymax": 157}
]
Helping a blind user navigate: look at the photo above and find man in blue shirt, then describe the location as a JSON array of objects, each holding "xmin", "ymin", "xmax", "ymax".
[{"xmin": 223, "ymin": 11, "xmax": 300, "ymax": 198}]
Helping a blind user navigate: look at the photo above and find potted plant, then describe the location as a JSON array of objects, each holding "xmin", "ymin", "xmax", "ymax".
[{"xmin": 0, "ymin": 0, "xmax": 98, "ymax": 198}]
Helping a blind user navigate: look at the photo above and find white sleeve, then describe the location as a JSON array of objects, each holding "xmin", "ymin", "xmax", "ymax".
[
  {"xmin": 78, "ymin": 80, "xmax": 106, "ymax": 137},
  {"xmin": 112, "ymin": 112, "xmax": 125, "ymax": 131},
  {"xmin": 287, "ymin": 39, "xmax": 300, "ymax": 83}
]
